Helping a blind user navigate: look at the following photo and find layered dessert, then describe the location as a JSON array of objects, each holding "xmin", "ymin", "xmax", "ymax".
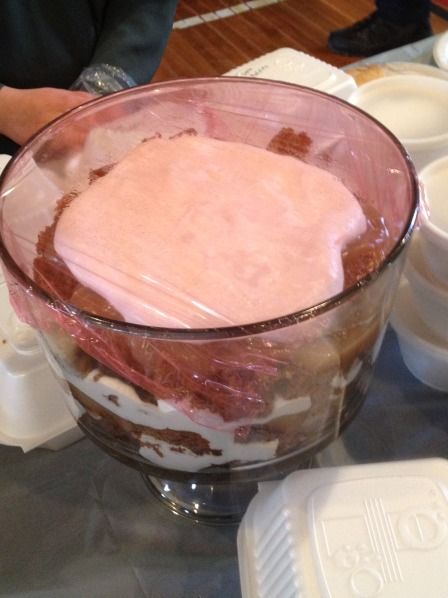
[{"xmin": 32, "ymin": 131, "xmax": 390, "ymax": 477}]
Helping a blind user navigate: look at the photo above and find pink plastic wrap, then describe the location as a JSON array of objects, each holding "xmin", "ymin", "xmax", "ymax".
[{"xmin": 0, "ymin": 79, "xmax": 418, "ymax": 479}]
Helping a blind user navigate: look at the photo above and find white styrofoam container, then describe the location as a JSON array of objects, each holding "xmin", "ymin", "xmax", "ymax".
[
  {"xmin": 390, "ymin": 281, "xmax": 448, "ymax": 392},
  {"xmin": 348, "ymin": 75, "xmax": 448, "ymax": 171},
  {"xmin": 0, "ymin": 154, "xmax": 11, "ymax": 172},
  {"xmin": 0, "ymin": 156, "xmax": 83, "ymax": 451},
  {"xmin": 433, "ymin": 31, "xmax": 448, "ymax": 72},
  {"xmin": 0, "ymin": 275, "xmax": 83, "ymax": 451},
  {"xmin": 418, "ymin": 156, "xmax": 448, "ymax": 287},
  {"xmin": 238, "ymin": 459, "xmax": 448, "ymax": 597},
  {"xmin": 405, "ymin": 238, "xmax": 448, "ymax": 345},
  {"xmin": 225, "ymin": 48, "xmax": 357, "ymax": 100}
]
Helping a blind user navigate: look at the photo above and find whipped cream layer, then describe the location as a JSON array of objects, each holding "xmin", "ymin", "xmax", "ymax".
[
  {"xmin": 54, "ymin": 135, "xmax": 366, "ymax": 328},
  {"xmin": 61, "ymin": 364, "xmax": 334, "ymax": 471},
  {"xmin": 59, "ymin": 363, "xmax": 308, "ymax": 471}
]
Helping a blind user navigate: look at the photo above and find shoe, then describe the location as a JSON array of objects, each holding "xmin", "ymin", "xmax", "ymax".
[{"xmin": 328, "ymin": 11, "xmax": 433, "ymax": 57}]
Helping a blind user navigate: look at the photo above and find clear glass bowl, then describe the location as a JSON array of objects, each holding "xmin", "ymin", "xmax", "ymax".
[{"xmin": 0, "ymin": 78, "xmax": 418, "ymax": 523}]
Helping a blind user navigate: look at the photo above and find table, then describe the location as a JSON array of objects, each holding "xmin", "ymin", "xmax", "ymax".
[{"xmin": 1, "ymin": 36, "xmax": 448, "ymax": 598}]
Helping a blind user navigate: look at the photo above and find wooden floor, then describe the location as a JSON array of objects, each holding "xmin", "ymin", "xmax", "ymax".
[{"xmin": 153, "ymin": 0, "xmax": 448, "ymax": 81}]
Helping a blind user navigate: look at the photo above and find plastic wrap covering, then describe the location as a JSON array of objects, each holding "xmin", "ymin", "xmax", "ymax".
[
  {"xmin": 70, "ymin": 63, "xmax": 137, "ymax": 94},
  {"xmin": 0, "ymin": 79, "xmax": 419, "ymax": 480}
]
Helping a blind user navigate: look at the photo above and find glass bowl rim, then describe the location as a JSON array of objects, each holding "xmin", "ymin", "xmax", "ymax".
[{"xmin": 0, "ymin": 76, "xmax": 419, "ymax": 340}]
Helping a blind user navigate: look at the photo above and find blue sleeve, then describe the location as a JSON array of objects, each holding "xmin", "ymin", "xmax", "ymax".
[{"xmin": 89, "ymin": 0, "xmax": 178, "ymax": 84}]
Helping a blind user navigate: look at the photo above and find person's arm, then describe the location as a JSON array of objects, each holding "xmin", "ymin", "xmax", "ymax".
[
  {"xmin": 0, "ymin": 86, "xmax": 93, "ymax": 145},
  {"xmin": 88, "ymin": 0, "xmax": 178, "ymax": 85}
]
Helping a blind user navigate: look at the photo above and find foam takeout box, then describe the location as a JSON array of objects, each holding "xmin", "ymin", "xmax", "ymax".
[
  {"xmin": 238, "ymin": 458, "xmax": 448, "ymax": 597},
  {"xmin": 225, "ymin": 47, "xmax": 356, "ymax": 100},
  {"xmin": 0, "ymin": 269, "xmax": 83, "ymax": 451},
  {"xmin": 0, "ymin": 155, "xmax": 83, "ymax": 452}
]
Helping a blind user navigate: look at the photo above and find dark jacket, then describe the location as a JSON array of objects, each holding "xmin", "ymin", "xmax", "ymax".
[{"xmin": 0, "ymin": 0, "xmax": 178, "ymax": 153}]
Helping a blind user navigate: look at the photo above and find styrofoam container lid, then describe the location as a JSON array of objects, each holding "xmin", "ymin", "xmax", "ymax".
[
  {"xmin": 225, "ymin": 48, "xmax": 356, "ymax": 99},
  {"xmin": 238, "ymin": 458, "xmax": 448, "ymax": 598}
]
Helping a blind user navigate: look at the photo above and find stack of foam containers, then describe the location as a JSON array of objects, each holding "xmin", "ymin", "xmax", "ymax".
[
  {"xmin": 343, "ymin": 70, "xmax": 448, "ymax": 391},
  {"xmin": 390, "ymin": 155, "xmax": 448, "ymax": 392},
  {"xmin": 237, "ymin": 459, "xmax": 448, "ymax": 597},
  {"xmin": 0, "ymin": 155, "xmax": 83, "ymax": 452}
]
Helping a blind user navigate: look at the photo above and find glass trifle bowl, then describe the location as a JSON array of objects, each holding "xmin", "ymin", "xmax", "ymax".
[{"xmin": 0, "ymin": 79, "xmax": 418, "ymax": 524}]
